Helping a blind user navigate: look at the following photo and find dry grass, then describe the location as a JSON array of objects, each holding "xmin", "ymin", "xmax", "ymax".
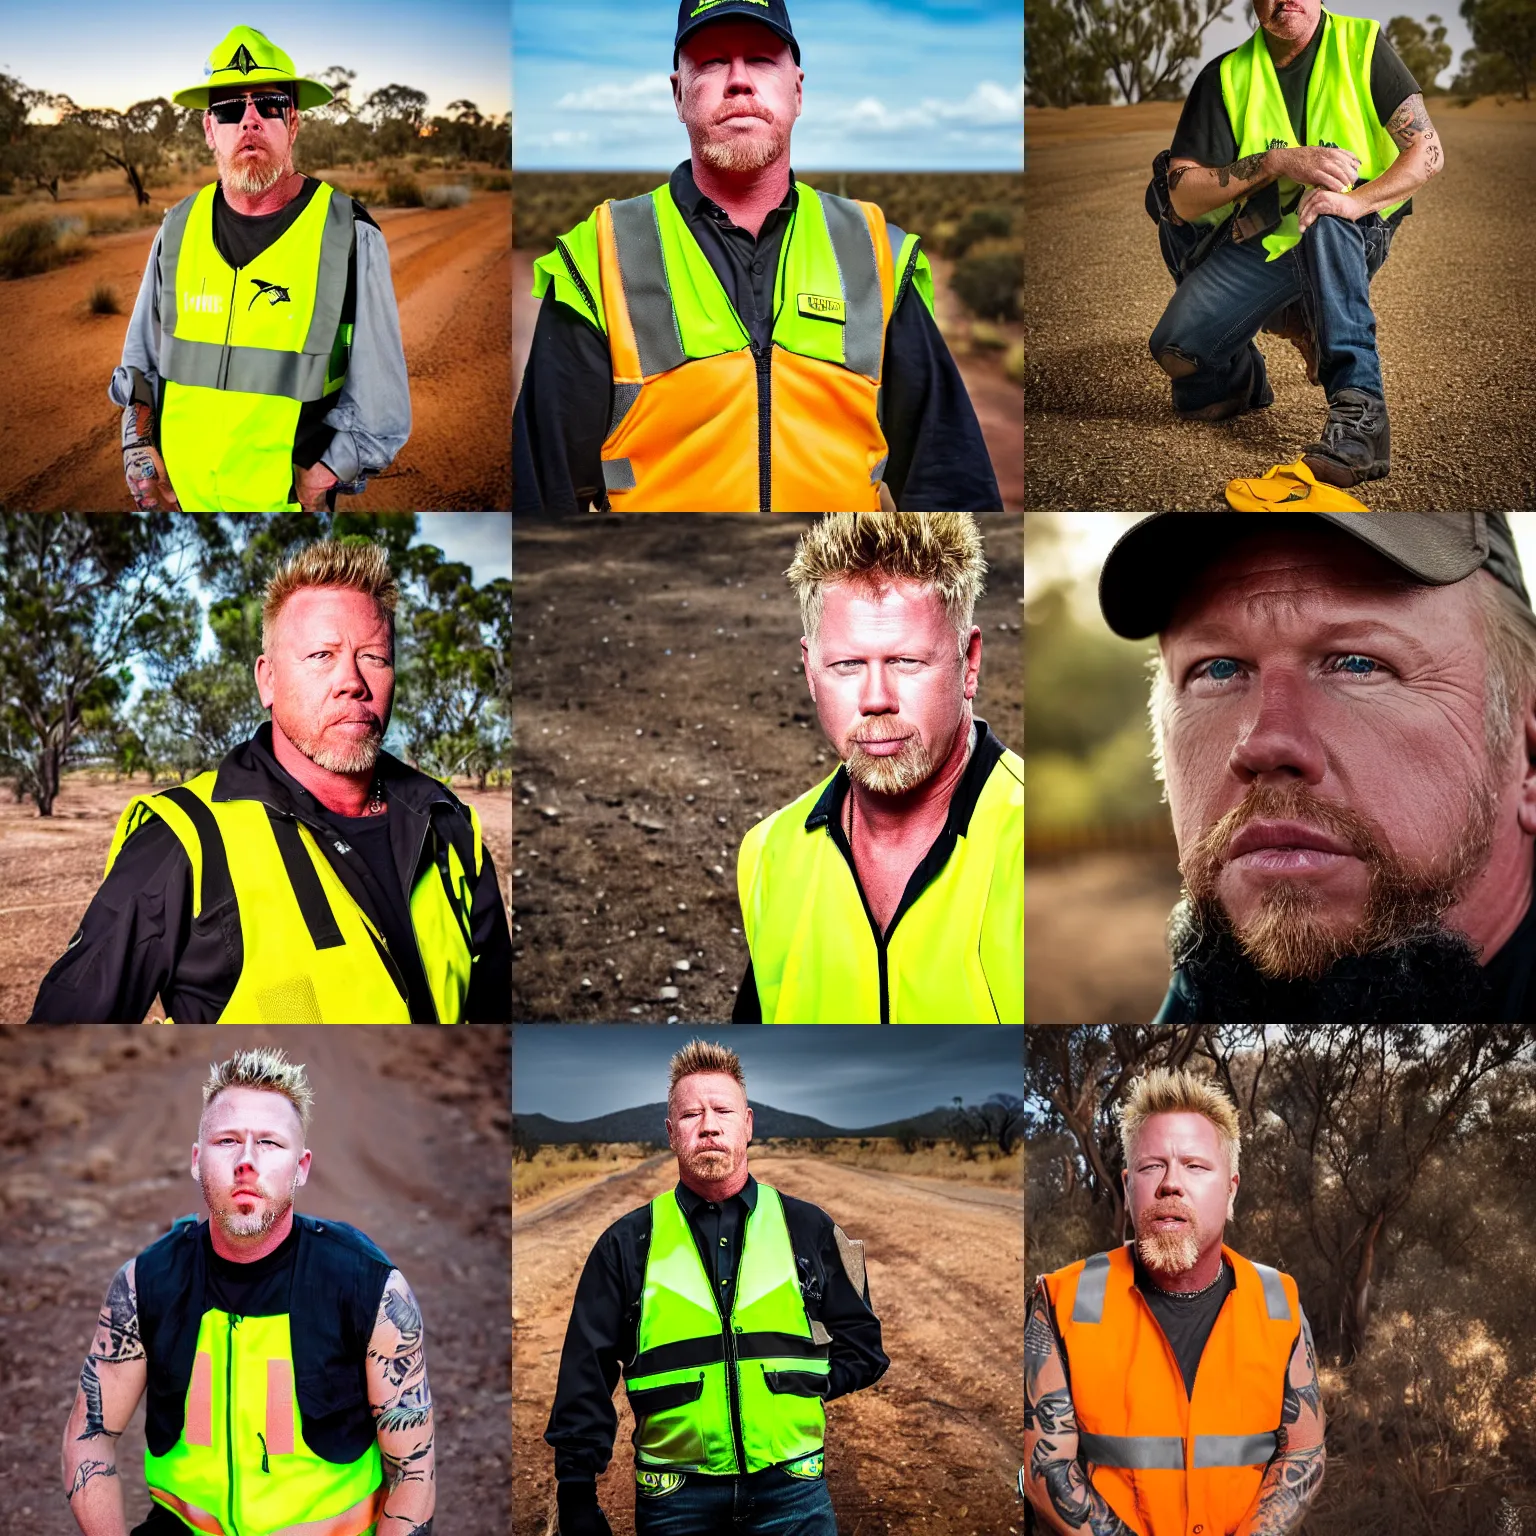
[
  {"xmin": 512, "ymin": 1142, "xmax": 655, "ymax": 1206},
  {"xmin": 765, "ymin": 1136, "xmax": 1024, "ymax": 1186},
  {"xmin": 86, "ymin": 280, "xmax": 119, "ymax": 315},
  {"xmin": 0, "ymin": 217, "xmax": 90, "ymax": 280}
]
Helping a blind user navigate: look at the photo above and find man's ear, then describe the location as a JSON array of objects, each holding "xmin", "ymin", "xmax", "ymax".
[
  {"xmin": 203, "ymin": 111, "xmax": 217, "ymax": 153},
  {"xmin": 1517, "ymin": 701, "xmax": 1536, "ymax": 836}
]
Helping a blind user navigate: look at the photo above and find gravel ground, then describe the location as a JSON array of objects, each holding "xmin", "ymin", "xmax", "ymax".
[{"xmin": 1024, "ymin": 100, "xmax": 1536, "ymax": 509}]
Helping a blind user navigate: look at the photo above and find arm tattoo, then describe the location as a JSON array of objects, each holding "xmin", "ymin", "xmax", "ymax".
[
  {"xmin": 1217, "ymin": 150, "xmax": 1269, "ymax": 189},
  {"xmin": 66, "ymin": 1460, "xmax": 119, "ymax": 1500},
  {"xmin": 371, "ymin": 1274, "xmax": 434, "ymax": 1434},
  {"xmin": 78, "ymin": 1265, "xmax": 143, "ymax": 1441},
  {"xmin": 1386, "ymin": 91, "xmax": 1441, "ymax": 172},
  {"xmin": 1252, "ymin": 1316, "xmax": 1325, "ymax": 1534},
  {"xmin": 1030, "ymin": 1441, "xmax": 1139, "ymax": 1536},
  {"xmin": 381, "ymin": 1437, "xmax": 435, "ymax": 1491}
]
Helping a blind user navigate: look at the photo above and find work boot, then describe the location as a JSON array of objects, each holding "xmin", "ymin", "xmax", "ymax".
[
  {"xmin": 1302, "ymin": 388, "xmax": 1390, "ymax": 487},
  {"xmin": 1263, "ymin": 302, "xmax": 1319, "ymax": 386},
  {"xmin": 1172, "ymin": 343, "xmax": 1272, "ymax": 422}
]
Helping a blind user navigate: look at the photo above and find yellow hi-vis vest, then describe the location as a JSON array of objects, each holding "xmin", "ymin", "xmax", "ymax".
[
  {"xmin": 146, "ymin": 1309, "xmax": 384, "ymax": 1536},
  {"xmin": 626, "ymin": 1184, "xmax": 829, "ymax": 1475},
  {"xmin": 157, "ymin": 180, "xmax": 354, "ymax": 510},
  {"xmin": 737, "ymin": 735, "xmax": 1023, "ymax": 1023},
  {"xmin": 1212, "ymin": 10, "xmax": 1407, "ymax": 260},
  {"xmin": 103, "ymin": 771, "xmax": 481, "ymax": 1023},
  {"xmin": 532, "ymin": 181, "xmax": 932, "ymax": 511}
]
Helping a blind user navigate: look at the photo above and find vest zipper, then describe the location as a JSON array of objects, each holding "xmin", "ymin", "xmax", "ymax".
[
  {"xmin": 556, "ymin": 237, "xmax": 602, "ymax": 328},
  {"xmin": 753, "ymin": 345, "xmax": 771, "ymax": 513},
  {"xmin": 226, "ymin": 1314, "xmax": 242, "ymax": 1536},
  {"xmin": 830, "ymin": 824, "xmax": 893, "ymax": 1023},
  {"xmin": 219, "ymin": 265, "xmax": 238, "ymax": 391},
  {"xmin": 405, "ymin": 814, "xmax": 442, "ymax": 1023},
  {"xmin": 707, "ymin": 1223, "xmax": 750, "ymax": 1476}
]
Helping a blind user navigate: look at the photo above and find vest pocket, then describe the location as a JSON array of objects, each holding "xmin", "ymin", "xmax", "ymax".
[
  {"xmin": 628, "ymin": 1375, "xmax": 705, "ymax": 1417},
  {"xmin": 762, "ymin": 1369, "xmax": 830, "ymax": 1399}
]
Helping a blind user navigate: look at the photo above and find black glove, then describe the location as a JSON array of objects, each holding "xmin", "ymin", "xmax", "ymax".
[{"xmin": 556, "ymin": 1481, "xmax": 612, "ymax": 1536}]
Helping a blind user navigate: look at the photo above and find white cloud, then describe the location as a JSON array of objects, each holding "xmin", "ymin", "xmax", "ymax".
[
  {"xmin": 518, "ymin": 129, "xmax": 595, "ymax": 148},
  {"xmin": 816, "ymin": 79, "xmax": 1023, "ymax": 135},
  {"xmin": 554, "ymin": 73, "xmax": 676, "ymax": 115}
]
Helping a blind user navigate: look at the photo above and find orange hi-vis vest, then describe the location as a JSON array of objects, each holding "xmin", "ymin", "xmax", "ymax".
[
  {"xmin": 1044, "ymin": 1244, "xmax": 1301, "ymax": 1536},
  {"xmin": 532, "ymin": 182, "xmax": 930, "ymax": 511}
]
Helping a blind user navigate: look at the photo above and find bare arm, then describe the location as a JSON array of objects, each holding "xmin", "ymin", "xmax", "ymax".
[
  {"xmin": 1354, "ymin": 92, "xmax": 1444, "ymax": 214},
  {"xmin": 1236, "ymin": 1311, "xmax": 1326, "ymax": 1536},
  {"xmin": 62, "ymin": 1260, "xmax": 147, "ymax": 1536},
  {"xmin": 1167, "ymin": 150, "xmax": 1282, "ymax": 224},
  {"xmin": 367, "ymin": 1269, "xmax": 437, "ymax": 1536},
  {"xmin": 1023, "ymin": 1282, "xmax": 1141, "ymax": 1536}
]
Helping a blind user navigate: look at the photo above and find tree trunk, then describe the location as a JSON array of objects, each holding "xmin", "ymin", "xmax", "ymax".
[
  {"xmin": 34, "ymin": 746, "xmax": 59, "ymax": 817},
  {"xmin": 127, "ymin": 163, "xmax": 149, "ymax": 206},
  {"xmin": 1344, "ymin": 1209, "xmax": 1386, "ymax": 1362}
]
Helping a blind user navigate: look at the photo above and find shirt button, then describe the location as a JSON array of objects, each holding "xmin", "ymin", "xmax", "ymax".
[
  {"xmin": 752, "ymin": 260, "xmax": 763, "ymax": 274},
  {"xmin": 720, "ymin": 1238, "xmax": 728, "ymax": 1246}
]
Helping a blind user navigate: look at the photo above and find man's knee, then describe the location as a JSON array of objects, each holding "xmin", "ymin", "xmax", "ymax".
[{"xmin": 1154, "ymin": 345, "xmax": 1201, "ymax": 379}]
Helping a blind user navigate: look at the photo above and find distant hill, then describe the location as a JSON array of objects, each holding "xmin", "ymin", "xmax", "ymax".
[{"xmin": 513, "ymin": 1100, "xmax": 980, "ymax": 1145}]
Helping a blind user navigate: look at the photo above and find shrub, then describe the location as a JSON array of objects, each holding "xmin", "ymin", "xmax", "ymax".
[
  {"xmin": 952, "ymin": 242, "xmax": 1022, "ymax": 322},
  {"xmin": 384, "ymin": 175, "xmax": 424, "ymax": 208},
  {"xmin": 1003, "ymin": 339, "xmax": 1025, "ymax": 386},
  {"xmin": 423, "ymin": 183, "xmax": 471, "ymax": 209},
  {"xmin": 970, "ymin": 320, "xmax": 1009, "ymax": 350},
  {"xmin": 951, "ymin": 204, "xmax": 1015, "ymax": 257},
  {"xmin": 474, "ymin": 170, "xmax": 511, "ymax": 192},
  {"xmin": 0, "ymin": 217, "xmax": 89, "ymax": 279},
  {"xmin": 87, "ymin": 281, "xmax": 120, "ymax": 315}
]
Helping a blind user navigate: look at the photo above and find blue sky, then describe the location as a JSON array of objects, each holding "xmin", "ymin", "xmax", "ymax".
[
  {"xmin": 3, "ymin": 0, "xmax": 509, "ymax": 118},
  {"xmin": 514, "ymin": 0, "xmax": 1024, "ymax": 169},
  {"xmin": 513, "ymin": 1025, "xmax": 1024, "ymax": 1125}
]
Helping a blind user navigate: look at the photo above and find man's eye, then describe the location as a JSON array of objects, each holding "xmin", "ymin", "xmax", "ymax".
[
  {"xmin": 1198, "ymin": 658, "xmax": 1242, "ymax": 682},
  {"xmin": 1330, "ymin": 654, "xmax": 1380, "ymax": 676}
]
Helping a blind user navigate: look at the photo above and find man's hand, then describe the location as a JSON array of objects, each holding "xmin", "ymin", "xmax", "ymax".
[
  {"xmin": 1296, "ymin": 187, "xmax": 1362, "ymax": 232},
  {"xmin": 556, "ymin": 1481, "xmax": 613, "ymax": 1536},
  {"xmin": 1270, "ymin": 144, "xmax": 1360, "ymax": 193},
  {"xmin": 121, "ymin": 404, "xmax": 179, "ymax": 509},
  {"xmin": 295, "ymin": 459, "xmax": 339, "ymax": 511}
]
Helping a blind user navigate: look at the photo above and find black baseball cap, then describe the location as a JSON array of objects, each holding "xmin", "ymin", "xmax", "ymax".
[
  {"xmin": 675, "ymin": 0, "xmax": 800, "ymax": 66},
  {"xmin": 1099, "ymin": 512, "xmax": 1532, "ymax": 640}
]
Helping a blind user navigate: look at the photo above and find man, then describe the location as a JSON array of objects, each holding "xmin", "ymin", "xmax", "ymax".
[
  {"xmin": 1098, "ymin": 511, "xmax": 1536, "ymax": 1024},
  {"xmin": 546, "ymin": 1039, "xmax": 887, "ymax": 1536},
  {"xmin": 513, "ymin": 0, "xmax": 1000, "ymax": 513},
  {"xmin": 114, "ymin": 26, "xmax": 410, "ymax": 512},
  {"xmin": 1023, "ymin": 1068, "xmax": 1324, "ymax": 1536},
  {"xmin": 1147, "ymin": 0, "xmax": 1444, "ymax": 487},
  {"xmin": 30, "ymin": 539, "xmax": 510, "ymax": 1023},
  {"xmin": 734, "ymin": 512, "xmax": 1022, "ymax": 1022},
  {"xmin": 61, "ymin": 1047, "xmax": 435, "ymax": 1536}
]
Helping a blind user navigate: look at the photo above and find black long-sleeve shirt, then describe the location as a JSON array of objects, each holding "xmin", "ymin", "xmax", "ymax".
[
  {"xmin": 513, "ymin": 161, "xmax": 1001, "ymax": 514},
  {"xmin": 28, "ymin": 724, "xmax": 512, "ymax": 1024},
  {"xmin": 544, "ymin": 1173, "xmax": 889, "ymax": 1482}
]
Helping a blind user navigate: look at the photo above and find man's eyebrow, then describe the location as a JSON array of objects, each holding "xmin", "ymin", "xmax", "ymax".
[{"xmin": 1167, "ymin": 616, "xmax": 1436, "ymax": 667}]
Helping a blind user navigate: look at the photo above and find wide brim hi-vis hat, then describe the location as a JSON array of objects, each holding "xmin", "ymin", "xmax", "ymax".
[
  {"xmin": 1098, "ymin": 512, "xmax": 1532, "ymax": 640},
  {"xmin": 675, "ymin": 0, "xmax": 800, "ymax": 66},
  {"xmin": 173, "ymin": 26, "xmax": 334, "ymax": 112}
]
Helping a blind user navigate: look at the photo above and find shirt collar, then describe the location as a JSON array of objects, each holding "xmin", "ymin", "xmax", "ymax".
[
  {"xmin": 670, "ymin": 159, "xmax": 798, "ymax": 229},
  {"xmin": 674, "ymin": 1171, "xmax": 758, "ymax": 1216},
  {"xmin": 804, "ymin": 717, "xmax": 1006, "ymax": 837}
]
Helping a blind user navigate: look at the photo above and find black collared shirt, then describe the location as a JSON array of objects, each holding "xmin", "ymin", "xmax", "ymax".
[
  {"xmin": 732, "ymin": 719, "xmax": 1010, "ymax": 1022},
  {"xmin": 29, "ymin": 723, "xmax": 511, "ymax": 1023},
  {"xmin": 545, "ymin": 1173, "xmax": 889, "ymax": 1483},
  {"xmin": 513, "ymin": 161, "xmax": 1002, "ymax": 514}
]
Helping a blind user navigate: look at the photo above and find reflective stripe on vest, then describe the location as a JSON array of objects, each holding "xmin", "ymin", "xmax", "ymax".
[
  {"xmin": 1213, "ymin": 11, "xmax": 1405, "ymax": 260},
  {"xmin": 588, "ymin": 181, "xmax": 908, "ymax": 511},
  {"xmin": 1046, "ymin": 1245, "xmax": 1300, "ymax": 1536},
  {"xmin": 102, "ymin": 772, "xmax": 480, "ymax": 1024},
  {"xmin": 626, "ymin": 1184, "xmax": 829, "ymax": 1474},
  {"xmin": 736, "ymin": 746, "xmax": 1023, "ymax": 1023},
  {"xmin": 156, "ymin": 181, "xmax": 354, "ymax": 510},
  {"xmin": 146, "ymin": 1310, "xmax": 383, "ymax": 1536}
]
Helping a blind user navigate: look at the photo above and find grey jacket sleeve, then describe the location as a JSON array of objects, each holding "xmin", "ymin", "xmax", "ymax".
[
  {"xmin": 108, "ymin": 228, "xmax": 164, "ymax": 406},
  {"xmin": 322, "ymin": 219, "xmax": 411, "ymax": 485}
]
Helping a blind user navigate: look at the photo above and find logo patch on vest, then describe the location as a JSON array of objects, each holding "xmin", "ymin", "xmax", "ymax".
[
  {"xmin": 224, "ymin": 44, "xmax": 260, "ymax": 75},
  {"xmin": 784, "ymin": 1452, "xmax": 824, "ymax": 1480},
  {"xmin": 690, "ymin": 0, "xmax": 769, "ymax": 16},
  {"xmin": 636, "ymin": 1469, "xmax": 686, "ymax": 1498},
  {"xmin": 797, "ymin": 293, "xmax": 846, "ymax": 323},
  {"xmin": 183, "ymin": 292, "xmax": 223, "ymax": 314},
  {"xmin": 249, "ymin": 277, "xmax": 293, "ymax": 310}
]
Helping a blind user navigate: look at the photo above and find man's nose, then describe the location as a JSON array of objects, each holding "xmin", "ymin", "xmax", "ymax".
[
  {"xmin": 332, "ymin": 651, "xmax": 369, "ymax": 694},
  {"xmin": 859, "ymin": 663, "xmax": 897, "ymax": 714},
  {"xmin": 235, "ymin": 1136, "xmax": 258, "ymax": 1168},
  {"xmin": 723, "ymin": 55, "xmax": 757, "ymax": 91},
  {"xmin": 1228, "ymin": 666, "xmax": 1326, "ymax": 785}
]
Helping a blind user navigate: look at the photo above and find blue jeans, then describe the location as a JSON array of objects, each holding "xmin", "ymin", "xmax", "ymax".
[
  {"xmin": 634, "ymin": 1465, "xmax": 837, "ymax": 1536},
  {"xmin": 1149, "ymin": 213, "xmax": 1395, "ymax": 415}
]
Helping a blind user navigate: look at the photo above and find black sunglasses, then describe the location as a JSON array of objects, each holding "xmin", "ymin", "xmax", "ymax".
[{"xmin": 208, "ymin": 93, "xmax": 293, "ymax": 124}]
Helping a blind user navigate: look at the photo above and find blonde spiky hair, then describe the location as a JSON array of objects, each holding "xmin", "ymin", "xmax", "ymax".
[
  {"xmin": 262, "ymin": 539, "xmax": 399, "ymax": 654},
  {"xmin": 202, "ymin": 1047, "xmax": 314, "ymax": 1135},
  {"xmin": 667, "ymin": 1039, "xmax": 747, "ymax": 1108},
  {"xmin": 1119, "ymin": 1066, "xmax": 1240, "ymax": 1177},
  {"xmin": 786, "ymin": 512, "xmax": 987, "ymax": 658}
]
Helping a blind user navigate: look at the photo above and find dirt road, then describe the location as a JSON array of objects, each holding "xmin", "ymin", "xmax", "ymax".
[
  {"xmin": 0, "ymin": 1023, "xmax": 510, "ymax": 1534},
  {"xmin": 1025, "ymin": 100, "xmax": 1536, "ymax": 509},
  {"xmin": 510, "ymin": 516, "xmax": 1023, "ymax": 1022},
  {"xmin": 1025, "ymin": 851, "xmax": 1185, "ymax": 1024},
  {"xmin": 512, "ymin": 249, "xmax": 1023, "ymax": 512},
  {"xmin": 0, "ymin": 777, "xmax": 512, "ymax": 1023},
  {"xmin": 512, "ymin": 1152, "xmax": 1024, "ymax": 1535},
  {"xmin": 0, "ymin": 183, "xmax": 511, "ymax": 511}
]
